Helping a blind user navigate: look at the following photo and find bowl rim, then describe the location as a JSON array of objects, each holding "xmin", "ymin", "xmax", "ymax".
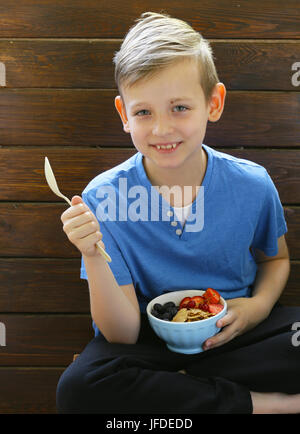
[{"xmin": 146, "ymin": 289, "xmax": 227, "ymax": 326}]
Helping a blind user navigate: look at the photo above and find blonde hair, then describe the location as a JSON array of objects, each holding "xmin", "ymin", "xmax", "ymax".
[{"xmin": 113, "ymin": 12, "xmax": 219, "ymax": 103}]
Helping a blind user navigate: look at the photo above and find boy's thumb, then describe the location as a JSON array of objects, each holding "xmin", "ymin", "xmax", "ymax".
[{"xmin": 71, "ymin": 195, "xmax": 83, "ymax": 206}]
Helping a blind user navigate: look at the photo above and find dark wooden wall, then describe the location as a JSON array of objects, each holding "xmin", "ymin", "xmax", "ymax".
[{"xmin": 0, "ymin": 0, "xmax": 299, "ymax": 413}]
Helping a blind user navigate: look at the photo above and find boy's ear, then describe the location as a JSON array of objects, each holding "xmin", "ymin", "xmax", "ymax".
[
  {"xmin": 208, "ymin": 83, "xmax": 226, "ymax": 122},
  {"xmin": 115, "ymin": 96, "xmax": 130, "ymax": 133}
]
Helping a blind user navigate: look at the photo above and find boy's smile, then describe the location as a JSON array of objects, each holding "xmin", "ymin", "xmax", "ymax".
[
  {"xmin": 115, "ymin": 58, "xmax": 225, "ymax": 188},
  {"xmin": 150, "ymin": 141, "xmax": 182, "ymax": 153}
]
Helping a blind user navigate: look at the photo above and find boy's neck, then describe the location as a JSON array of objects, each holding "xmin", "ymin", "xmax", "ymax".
[{"xmin": 143, "ymin": 146, "xmax": 207, "ymax": 207}]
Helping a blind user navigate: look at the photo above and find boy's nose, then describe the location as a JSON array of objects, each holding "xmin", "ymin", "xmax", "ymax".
[{"xmin": 152, "ymin": 115, "xmax": 174, "ymax": 137}]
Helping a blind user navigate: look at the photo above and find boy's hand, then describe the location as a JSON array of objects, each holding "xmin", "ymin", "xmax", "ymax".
[
  {"xmin": 203, "ymin": 297, "xmax": 267, "ymax": 350},
  {"xmin": 61, "ymin": 195, "xmax": 104, "ymax": 257}
]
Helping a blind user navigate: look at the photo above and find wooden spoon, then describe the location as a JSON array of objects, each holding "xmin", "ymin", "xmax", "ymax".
[{"xmin": 44, "ymin": 157, "xmax": 112, "ymax": 262}]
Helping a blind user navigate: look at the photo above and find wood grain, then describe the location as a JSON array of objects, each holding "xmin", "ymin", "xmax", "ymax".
[
  {"xmin": 1, "ymin": 147, "xmax": 300, "ymax": 203},
  {"xmin": 0, "ymin": 0, "xmax": 299, "ymax": 38},
  {"xmin": 0, "ymin": 258, "xmax": 89, "ymax": 312},
  {"xmin": 0, "ymin": 40, "xmax": 299, "ymax": 90},
  {"xmin": 0, "ymin": 202, "xmax": 77, "ymax": 257},
  {"xmin": 0, "ymin": 147, "xmax": 136, "ymax": 201},
  {"xmin": 0, "ymin": 315, "xmax": 93, "ymax": 365},
  {"xmin": 0, "ymin": 90, "xmax": 299, "ymax": 146},
  {"xmin": 279, "ymin": 261, "xmax": 300, "ymax": 306},
  {"xmin": 0, "ymin": 368, "xmax": 63, "ymax": 413}
]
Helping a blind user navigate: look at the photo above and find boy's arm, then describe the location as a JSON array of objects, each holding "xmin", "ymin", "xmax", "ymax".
[
  {"xmin": 250, "ymin": 234, "xmax": 290, "ymax": 316},
  {"xmin": 61, "ymin": 195, "xmax": 141, "ymax": 344},
  {"xmin": 83, "ymin": 254, "xmax": 141, "ymax": 344},
  {"xmin": 203, "ymin": 235, "xmax": 290, "ymax": 350}
]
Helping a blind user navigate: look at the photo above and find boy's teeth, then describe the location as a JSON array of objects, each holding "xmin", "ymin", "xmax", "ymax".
[{"xmin": 156, "ymin": 143, "xmax": 178, "ymax": 150}]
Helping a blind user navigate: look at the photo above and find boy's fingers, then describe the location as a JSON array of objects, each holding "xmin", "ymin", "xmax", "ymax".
[
  {"xmin": 204, "ymin": 311, "xmax": 237, "ymax": 350},
  {"xmin": 63, "ymin": 211, "xmax": 94, "ymax": 233},
  {"xmin": 216, "ymin": 310, "xmax": 235, "ymax": 328},
  {"xmin": 61, "ymin": 200, "xmax": 87, "ymax": 222},
  {"xmin": 203, "ymin": 325, "xmax": 237, "ymax": 350},
  {"xmin": 71, "ymin": 195, "xmax": 84, "ymax": 206}
]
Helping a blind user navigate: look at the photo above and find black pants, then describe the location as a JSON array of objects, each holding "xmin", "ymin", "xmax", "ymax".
[{"xmin": 56, "ymin": 306, "xmax": 300, "ymax": 414}]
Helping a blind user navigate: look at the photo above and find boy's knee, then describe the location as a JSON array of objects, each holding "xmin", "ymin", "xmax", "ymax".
[
  {"xmin": 56, "ymin": 363, "xmax": 91, "ymax": 414},
  {"xmin": 56, "ymin": 358, "xmax": 120, "ymax": 414}
]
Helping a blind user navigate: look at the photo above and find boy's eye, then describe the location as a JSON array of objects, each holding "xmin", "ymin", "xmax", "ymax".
[
  {"xmin": 135, "ymin": 109, "xmax": 150, "ymax": 116},
  {"xmin": 173, "ymin": 105, "xmax": 188, "ymax": 112}
]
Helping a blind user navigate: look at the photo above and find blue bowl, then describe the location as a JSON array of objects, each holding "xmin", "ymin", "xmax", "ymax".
[{"xmin": 146, "ymin": 290, "xmax": 227, "ymax": 354}]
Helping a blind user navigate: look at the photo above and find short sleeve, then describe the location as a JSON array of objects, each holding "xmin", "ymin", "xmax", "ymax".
[
  {"xmin": 80, "ymin": 189, "xmax": 133, "ymax": 286},
  {"xmin": 251, "ymin": 170, "xmax": 287, "ymax": 256}
]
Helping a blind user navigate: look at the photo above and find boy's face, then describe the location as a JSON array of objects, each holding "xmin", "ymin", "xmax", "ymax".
[{"xmin": 115, "ymin": 58, "xmax": 225, "ymax": 175}]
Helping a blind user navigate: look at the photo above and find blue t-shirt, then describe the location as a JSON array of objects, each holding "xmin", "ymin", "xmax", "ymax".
[{"xmin": 80, "ymin": 144, "xmax": 287, "ymax": 336}]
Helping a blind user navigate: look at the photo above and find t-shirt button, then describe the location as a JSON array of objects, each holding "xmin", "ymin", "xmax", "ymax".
[
  {"xmin": 167, "ymin": 210, "xmax": 173, "ymax": 217},
  {"xmin": 175, "ymin": 228, "xmax": 182, "ymax": 236},
  {"xmin": 171, "ymin": 221, "xmax": 178, "ymax": 227}
]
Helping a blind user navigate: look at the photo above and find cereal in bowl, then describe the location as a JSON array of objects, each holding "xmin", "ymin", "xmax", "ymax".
[{"xmin": 151, "ymin": 289, "xmax": 224, "ymax": 322}]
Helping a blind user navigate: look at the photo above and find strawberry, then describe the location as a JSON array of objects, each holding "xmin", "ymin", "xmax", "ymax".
[
  {"xmin": 200, "ymin": 303, "xmax": 210, "ymax": 312},
  {"xmin": 186, "ymin": 300, "xmax": 196, "ymax": 309},
  {"xmin": 203, "ymin": 288, "xmax": 221, "ymax": 304},
  {"xmin": 208, "ymin": 303, "xmax": 224, "ymax": 315},
  {"xmin": 191, "ymin": 295, "xmax": 205, "ymax": 308},
  {"xmin": 179, "ymin": 297, "xmax": 191, "ymax": 309}
]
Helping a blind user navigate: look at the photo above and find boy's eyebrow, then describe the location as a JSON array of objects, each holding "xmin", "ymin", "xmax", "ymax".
[
  {"xmin": 130, "ymin": 97, "xmax": 193, "ymax": 111},
  {"xmin": 170, "ymin": 97, "xmax": 193, "ymax": 104},
  {"xmin": 130, "ymin": 102, "xmax": 148, "ymax": 111}
]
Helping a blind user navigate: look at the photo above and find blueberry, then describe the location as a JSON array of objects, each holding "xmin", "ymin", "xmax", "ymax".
[
  {"xmin": 164, "ymin": 301, "xmax": 176, "ymax": 309},
  {"xmin": 151, "ymin": 308, "xmax": 160, "ymax": 318},
  {"xmin": 153, "ymin": 303, "xmax": 165, "ymax": 314},
  {"xmin": 162, "ymin": 312, "xmax": 171, "ymax": 321},
  {"xmin": 169, "ymin": 306, "xmax": 178, "ymax": 317}
]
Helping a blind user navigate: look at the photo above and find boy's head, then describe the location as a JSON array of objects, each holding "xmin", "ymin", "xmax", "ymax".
[
  {"xmin": 113, "ymin": 12, "xmax": 226, "ymax": 179},
  {"xmin": 113, "ymin": 11, "xmax": 219, "ymax": 104}
]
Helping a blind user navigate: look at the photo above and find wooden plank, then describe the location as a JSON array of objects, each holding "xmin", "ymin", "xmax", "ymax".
[
  {"xmin": 1, "ymin": 40, "xmax": 300, "ymax": 90},
  {"xmin": 1, "ymin": 259, "xmax": 299, "ymax": 313},
  {"xmin": 206, "ymin": 91, "xmax": 300, "ymax": 148},
  {"xmin": 279, "ymin": 261, "xmax": 300, "ymax": 306},
  {"xmin": 0, "ymin": 90, "xmax": 299, "ymax": 147},
  {"xmin": 0, "ymin": 202, "xmax": 78, "ymax": 257},
  {"xmin": 0, "ymin": 89, "xmax": 131, "ymax": 147},
  {"xmin": 0, "ymin": 39, "xmax": 117, "ymax": 89},
  {"xmin": 213, "ymin": 42, "xmax": 300, "ymax": 91},
  {"xmin": 0, "ymin": 258, "xmax": 90, "ymax": 312},
  {"xmin": 0, "ymin": 0, "xmax": 299, "ymax": 38},
  {"xmin": 1, "ymin": 147, "xmax": 300, "ymax": 203},
  {"xmin": 0, "ymin": 315, "xmax": 93, "ymax": 365},
  {"xmin": 0, "ymin": 368, "xmax": 63, "ymax": 413},
  {"xmin": 284, "ymin": 207, "xmax": 300, "ymax": 260},
  {"xmin": 0, "ymin": 203, "xmax": 299, "ymax": 259},
  {"xmin": 0, "ymin": 147, "xmax": 136, "ymax": 201}
]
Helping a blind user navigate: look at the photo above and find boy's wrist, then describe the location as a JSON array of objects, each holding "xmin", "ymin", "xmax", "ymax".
[
  {"xmin": 83, "ymin": 252, "xmax": 106, "ymax": 265},
  {"xmin": 249, "ymin": 294, "xmax": 272, "ymax": 323}
]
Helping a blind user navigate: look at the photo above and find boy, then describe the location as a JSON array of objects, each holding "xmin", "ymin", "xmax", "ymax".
[{"xmin": 56, "ymin": 12, "xmax": 300, "ymax": 413}]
